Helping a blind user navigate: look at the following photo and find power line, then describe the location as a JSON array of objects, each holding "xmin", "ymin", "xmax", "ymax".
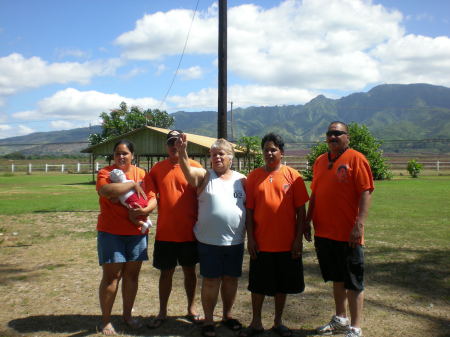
[{"xmin": 157, "ymin": 0, "xmax": 200, "ymax": 110}]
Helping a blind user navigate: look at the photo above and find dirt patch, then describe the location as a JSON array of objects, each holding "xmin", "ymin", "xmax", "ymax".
[{"xmin": 0, "ymin": 213, "xmax": 449, "ymax": 337}]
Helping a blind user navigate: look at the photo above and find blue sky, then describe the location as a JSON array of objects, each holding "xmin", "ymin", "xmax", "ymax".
[{"xmin": 1, "ymin": 0, "xmax": 450, "ymax": 139}]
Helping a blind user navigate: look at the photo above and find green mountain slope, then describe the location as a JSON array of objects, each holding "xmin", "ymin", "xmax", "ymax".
[{"xmin": 1, "ymin": 83, "xmax": 449, "ymax": 155}]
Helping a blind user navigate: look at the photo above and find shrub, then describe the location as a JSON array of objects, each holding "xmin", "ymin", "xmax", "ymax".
[
  {"xmin": 407, "ymin": 159, "xmax": 423, "ymax": 178},
  {"xmin": 302, "ymin": 122, "xmax": 392, "ymax": 181}
]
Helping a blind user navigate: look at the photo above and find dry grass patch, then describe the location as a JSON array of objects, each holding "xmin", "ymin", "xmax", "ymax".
[{"xmin": 0, "ymin": 212, "xmax": 449, "ymax": 337}]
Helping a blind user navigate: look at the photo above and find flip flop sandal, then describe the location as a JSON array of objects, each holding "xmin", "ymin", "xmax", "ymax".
[
  {"xmin": 271, "ymin": 325, "xmax": 292, "ymax": 337},
  {"xmin": 221, "ymin": 318, "xmax": 243, "ymax": 331},
  {"xmin": 201, "ymin": 324, "xmax": 216, "ymax": 337},
  {"xmin": 146, "ymin": 317, "xmax": 166, "ymax": 329},
  {"xmin": 185, "ymin": 314, "xmax": 203, "ymax": 325},
  {"xmin": 238, "ymin": 326, "xmax": 265, "ymax": 337}
]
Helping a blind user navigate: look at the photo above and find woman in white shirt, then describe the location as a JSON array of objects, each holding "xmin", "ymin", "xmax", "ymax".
[{"xmin": 177, "ymin": 134, "xmax": 246, "ymax": 337}]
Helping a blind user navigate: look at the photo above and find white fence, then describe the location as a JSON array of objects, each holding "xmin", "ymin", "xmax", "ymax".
[
  {"xmin": 1, "ymin": 162, "xmax": 101, "ymax": 174},
  {"xmin": 283, "ymin": 160, "xmax": 450, "ymax": 173},
  {"xmin": 0, "ymin": 160, "xmax": 449, "ymax": 174}
]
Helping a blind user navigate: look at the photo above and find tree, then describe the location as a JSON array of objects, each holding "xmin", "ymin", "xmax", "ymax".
[
  {"xmin": 88, "ymin": 102, "xmax": 174, "ymax": 145},
  {"xmin": 407, "ymin": 159, "xmax": 423, "ymax": 178},
  {"xmin": 303, "ymin": 122, "xmax": 392, "ymax": 180},
  {"xmin": 236, "ymin": 136, "xmax": 264, "ymax": 174}
]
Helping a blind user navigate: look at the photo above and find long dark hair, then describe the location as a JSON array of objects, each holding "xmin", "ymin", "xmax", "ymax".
[{"xmin": 113, "ymin": 139, "xmax": 135, "ymax": 154}]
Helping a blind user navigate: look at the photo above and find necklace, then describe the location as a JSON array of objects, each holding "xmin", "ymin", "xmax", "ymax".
[{"xmin": 327, "ymin": 148, "xmax": 348, "ymax": 170}]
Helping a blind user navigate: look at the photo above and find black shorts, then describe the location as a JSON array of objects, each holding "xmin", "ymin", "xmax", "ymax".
[
  {"xmin": 153, "ymin": 240, "xmax": 199, "ymax": 270},
  {"xmin": 314, "ymin": 236, "xmax": 364, "ymax": 291},
  {"xmin": 248, "ymin": 251, "xmax": 305, "ymax": 296}
]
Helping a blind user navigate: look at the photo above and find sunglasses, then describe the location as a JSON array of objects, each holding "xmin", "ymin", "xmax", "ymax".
[
  {"xmin": 167, "ymin": 137, "xmax": 177, "ymax": 146},
  {"xmin": 326, "ymin": 130, "xmax": 347, "ymax": 137}
]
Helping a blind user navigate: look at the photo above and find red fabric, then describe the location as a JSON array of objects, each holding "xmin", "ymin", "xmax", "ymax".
[
  {"xmin": 246, "ymin": 165, "xmax": 309, "ymax": 252},
  {"xmin": 311, "ymin": 149, "xmax": 374, "ymax": 243}
]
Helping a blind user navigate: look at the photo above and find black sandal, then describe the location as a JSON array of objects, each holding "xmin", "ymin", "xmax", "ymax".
[
  {"xmin": 201, "ymin": 324, "xmax": 216, "ymax": 337},
  {"xmin": 221, "ymin": 318, "xmax": 243, "ymax": 331}
]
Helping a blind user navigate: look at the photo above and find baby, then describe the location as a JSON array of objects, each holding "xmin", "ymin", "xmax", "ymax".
[{"xmin": 109, "ymin": 168, "xmax": 152, "ymax": 233}]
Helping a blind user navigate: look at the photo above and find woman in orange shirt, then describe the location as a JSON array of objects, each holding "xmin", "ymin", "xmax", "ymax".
[{"xmin": 96, "ymin": 140, "xmax": 156, "ymax": 335}]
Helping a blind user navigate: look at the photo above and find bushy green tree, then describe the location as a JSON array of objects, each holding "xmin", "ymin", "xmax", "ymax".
[
  {"xmin": 236, "ymin": 136, "xmax": 263, "ymax": 174},
  {"xmin": 407, "ymin": 159, "xmax": 423, "ymax": 178},
  {"xmin": 302, "ymin": 122, "xmax": 392, "ymax": 180},
  {"xmin": 88, "ymin": 102, "xmax": 174, "ymax": 145}
]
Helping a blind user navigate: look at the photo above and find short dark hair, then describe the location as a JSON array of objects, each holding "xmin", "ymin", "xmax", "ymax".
[
  {"xmin": 113, "ymin": 139, "xmax": 135, "ymax": 154},
  {"xmin": 261, "ymin": 133, "xmax": 285, "ymax": 152},
  {"xmin": 328, "ymin": 121, "xmax": 348, "ymax": 133}
]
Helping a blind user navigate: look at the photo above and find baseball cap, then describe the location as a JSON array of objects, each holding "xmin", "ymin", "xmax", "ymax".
[{"xmin": 166, "ymin": 130, "xmax": 182, "ymax": 145}]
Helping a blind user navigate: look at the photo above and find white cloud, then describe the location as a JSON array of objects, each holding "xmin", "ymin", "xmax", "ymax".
[
  {"xmin": 121, "ymin": 67, "xmax": 148, "ymax": 79},
  {"xmin": 156, "ymin": 64, "xmax": 166, "ymax": 76},
  {"xmin": 0, "ymin": 124, "xmax": 34, "ymax": 139},
  {"xmin": 115, "ymin": 8, "xmax": 216, "ymax": 60},
  {"xmin": 168, "ymin": 84, "xmax": 318, "ymax": 110},
  {"xmin": 55, "ymin": 48, "xmax": 89, "ymax": 59},
  {"xmin": 371, "ymin": 34, "xmax": 450, "ymax": 85},
  {"xmin": 0, "ymin": 53, "xmax": 122, "ymax": 96},
  {"xmin": 50, "ymin": 120, "xmax": 76, "ymax": 130},
  {"xmin": 12, "ymin": 88, "xmax": 164, "ymax": 122},
  {"xmin": 178, "ymin": 66, "xmax": 203, "ymax": 80},
  {"xmin": 114, "ymin": 0, "xmax": 408, "ymax": 90}
]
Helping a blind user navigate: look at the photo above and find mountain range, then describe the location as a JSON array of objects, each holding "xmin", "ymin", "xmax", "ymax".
[{"xmin": 1, "ymin": 83, "xmax": 449, "ymax": 156}]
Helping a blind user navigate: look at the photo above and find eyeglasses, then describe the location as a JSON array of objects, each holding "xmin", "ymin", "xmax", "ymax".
[
  {"xmin": 326, "ymin": 130, "xmax": 347, "ymax": 137},
  {"xmin": 167, "ymin": 138, "xmax": 177, "ymax": 146}
]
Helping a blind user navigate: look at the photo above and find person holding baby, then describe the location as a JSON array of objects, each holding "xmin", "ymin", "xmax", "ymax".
[{"xmin": 96, "ymin": 139, "xmax": 156, "ymax": 335}]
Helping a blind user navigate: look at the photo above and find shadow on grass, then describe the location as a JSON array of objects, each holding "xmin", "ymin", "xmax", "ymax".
[
  {"xmin": 365, "ymin": 246, "xmax": 450, "ymax": 301},
  {"xmin": 0, "ymin": 263, "xmax": 65, "ymax": 285},
  {"xmin": 63, "ymin": 182, "xmax": 96, "ymax": 186},
  {"xmin": 7, "ymin": 314, "xmax": 321, "ymax": 337}
]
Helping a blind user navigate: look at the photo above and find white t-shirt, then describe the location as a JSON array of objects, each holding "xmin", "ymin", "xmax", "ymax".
[{"xmin": 194, "ymin": 169, "xmax": 246, "ymax": 246}]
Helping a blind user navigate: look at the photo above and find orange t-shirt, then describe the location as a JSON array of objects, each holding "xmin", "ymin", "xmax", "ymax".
[
  {"xmin": 246, "ymin": 165, "xmax": 310, "ymax": 252},
  {"xmin": 96, "ymin": 165, "xmax": 154, "ymax": 235},
  {"xmin": 311, "ymin": 148, "xmax": 374, "ymax": 243},
  {"xmin": 145, "ymin": 158, "xmax": 202, "ymax": 242}
]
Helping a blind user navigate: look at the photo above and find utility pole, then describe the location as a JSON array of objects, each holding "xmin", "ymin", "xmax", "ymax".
[
  {"xmin": 229, "ymin": 101, "xmax": 234, "ymax": 141},
  {"xmin": 218, "ymin": 0, "xmax": 227, "ymax": 139}
]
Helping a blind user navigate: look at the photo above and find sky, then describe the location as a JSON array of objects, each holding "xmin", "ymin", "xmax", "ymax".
[{"xmin": 1, "ymin": 0, "xmax": 450, "ymax": 139}]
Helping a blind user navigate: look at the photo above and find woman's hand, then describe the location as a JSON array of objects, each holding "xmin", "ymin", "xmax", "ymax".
[{"xmin": 135, "ymin": 182, "xmax": 147, "ymax": 200}]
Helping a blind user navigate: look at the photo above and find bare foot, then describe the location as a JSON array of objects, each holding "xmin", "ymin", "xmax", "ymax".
[{"xmin": 99, "ymin": 322, "xmax": 116, "ymax": 335}]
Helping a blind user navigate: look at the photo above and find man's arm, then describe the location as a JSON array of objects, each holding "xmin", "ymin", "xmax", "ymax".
[
  {"xmin": 304, "ymin": 193, "xmax": 315, "ymax": 242},
  {"xmin": 245, "ymin": 208, "xmax": 258, "ymax": 259},
  {"xmin": 291, "ymin": 204, "xmax": 307, "ymax": 258},
  {"xmin": 349, "ymin": 189, "xmax": 372, "ymax": 247},
  {"xmin": 175, "ymin": 133, "xmax": 207, "ymax": 188}
]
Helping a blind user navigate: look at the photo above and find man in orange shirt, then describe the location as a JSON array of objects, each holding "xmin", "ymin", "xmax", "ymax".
[
  {"xmin": 241, "ymin": 133, "xmax": 309, "ymax": 337},
  {"xmin": 145, "ymin": 130, "xmax": 203, "ymax": 328},
  {"xmin": 306, "ymin": 121, "xmax": 374, "ymax": 337}
]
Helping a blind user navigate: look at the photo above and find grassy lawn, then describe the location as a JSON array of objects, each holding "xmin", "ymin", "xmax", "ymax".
[
  {"xmin": 0, "ymin": 174, "xmax": 449, "ymax": 337},
  {"xmin": 0, "ymin": 173, "xmax": 98, "ymax": 214}
]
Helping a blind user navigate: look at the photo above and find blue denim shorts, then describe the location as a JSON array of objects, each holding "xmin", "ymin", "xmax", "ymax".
[
  {"xmin": 97, "ymin": 231, "xmax": 148, "ymax": 265},
  {"xmin": 197, "ymin": 242, "xmax": 244, "ymax": 278}
]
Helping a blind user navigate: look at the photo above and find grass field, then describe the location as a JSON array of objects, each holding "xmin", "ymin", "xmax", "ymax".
[{"xmin": 0, "ymin": 174, "xmax": 449, "ymax": 337}]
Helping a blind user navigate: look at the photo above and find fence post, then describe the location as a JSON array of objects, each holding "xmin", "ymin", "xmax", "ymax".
[
  {"xmin": 11, "ymin": 164, "xmax": 14, "ymax": 173},
  {"xmin": 96, "ymin": 162, "xmax": 100, "ymax": 171},
  {"xmin": 61, "ymin": 164, "xmax": 64, "ymax": 173},
  {"xmin": 437, "ymin": 160, "xmax": 440, "ymax": 172},
  {"xmin": 45, "ymin": 164, "xmax": 48, "ymax": 173},
  {"xmin": 28, "ymin": 163, "xmax": 32, "ymax": 174},
  {"xmin": 77, "ymin": 163, "xmax": 81, "ymax": 172}
]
